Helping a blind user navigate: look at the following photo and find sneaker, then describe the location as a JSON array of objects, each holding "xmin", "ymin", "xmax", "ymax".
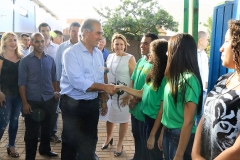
[{"xmin": 50, "ymin": 135, "xmax": 62, "ymax": 143}]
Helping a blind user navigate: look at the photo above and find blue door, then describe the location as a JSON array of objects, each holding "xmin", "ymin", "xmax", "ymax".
[{"xmin": 208, "ymin": 0, "xmax": 239, "ymax": 91}]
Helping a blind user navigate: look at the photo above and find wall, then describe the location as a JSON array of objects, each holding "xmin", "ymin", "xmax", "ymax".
[
  {"xmin": 105, "ymin": 36, "xmax": 170, "ymax": 61},
  {"xmin": 0, "ymin": 0, "xmax": 14, "ymax": 32},
  {"xmin": 0, "ymin": 0, "xmax": 62, "ymax": 34},
  {"xmin": 14, "ymin": 0, "xmax": 35, "ymax": 32}
]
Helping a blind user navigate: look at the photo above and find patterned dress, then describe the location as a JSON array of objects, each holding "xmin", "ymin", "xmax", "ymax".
[{"xmin": 201, "ymin": 73, "xmax": 240, "ymax": 160}]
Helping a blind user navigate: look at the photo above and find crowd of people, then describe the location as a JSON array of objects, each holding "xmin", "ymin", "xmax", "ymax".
[{"xmin": 0, "ymin": 18, "xmax": 239, "ymax": 160}]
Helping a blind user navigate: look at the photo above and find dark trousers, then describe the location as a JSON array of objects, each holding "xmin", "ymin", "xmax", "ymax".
[
  {"xmin": 60, "ymin": 95, "xmax": 99, "ymax": 160},
  {"xmin": 131, "ymin": 115, "xmax": 148, "ymax": 160},
  {"xmin": 144, "ymin": 114, "xmax": 163, "ymax": 160},
  {"xmin": 24, "ymin": 97, "xmax": 58, "ymax": 160}
]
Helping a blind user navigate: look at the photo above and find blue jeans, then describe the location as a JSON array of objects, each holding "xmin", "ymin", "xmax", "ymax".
[
  {"xmin": 131, "ymin": 115, "xmax": 147, "ymax": 160},
  {"xmin": 0, "ymin": 95, "xmax": 22, "ymax": 147},
  {"xmin": 60, "ymin": 94, "xmax": 99, "ymax": 160},
  {"xmin": 144, "ymin": 114, "xmax": 163, "ymax": 160},
  {"xmin": 162, "ymin": 128, "xmax": 195, "ymax": 160},
  {"xmin": 196, "ymin": 90, "xmax": 207, "ymax": 125}
]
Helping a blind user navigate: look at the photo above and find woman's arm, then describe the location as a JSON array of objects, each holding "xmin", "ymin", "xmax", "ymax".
[
  {"xmin": 214, "ymin": 134, "xmax": 240, "ymax": 160},
  {"xmin": 147, "ymin": 101, "xmax": 163, "ymax": 149},
  {"xmin": 128, "ymin": 56, "xmax": 136, "ymax": 77},
  {"xmin": 174, "ymin": 102, "xmax": 197, "ymax": 160},
  {"xmin": 115, "ymin": 85, "xmax": 143, "ymax": 98},
  {"xmin": 0, "ymin": 59, "xmax": 5, "ymax": 106},
  {"xmin": 192, "ymin": 117, "xmax": 205, "ymax": 160}
]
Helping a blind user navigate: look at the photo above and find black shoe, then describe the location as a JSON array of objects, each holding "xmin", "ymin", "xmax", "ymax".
[
  {"xmin": 39, "ymin": 151, "xmax": 58, "ymax": 157},
  {"xmin": 101, "ymin": 138, "xmax": 113, "ymax": 150},
  {"xmin": 50, "ymin": 135, "xmax": 62, "ymax": 143},
  {"xmin": 114, "ymin": 146, "xmax": 123, "ymax": 157}
]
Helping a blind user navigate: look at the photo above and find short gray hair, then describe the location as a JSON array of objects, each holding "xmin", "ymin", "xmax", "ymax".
[
  {"xmin": 81, "ymin": 18, "xmax": 101, "ymax": 37},
  {"xmin": 198, "ymin": 31, "xmax": 207, "ymax": 40}
]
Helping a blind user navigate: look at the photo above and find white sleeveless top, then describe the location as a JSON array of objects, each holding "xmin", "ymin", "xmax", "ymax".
[{"xmin": 106, "ymin": 53, "xmax": 132, "ymax": 123}]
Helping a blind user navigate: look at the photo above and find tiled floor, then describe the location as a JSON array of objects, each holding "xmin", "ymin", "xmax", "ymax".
[{"xmin": 0, "ymin": 114, "xmax": 135, "ymax": 160}]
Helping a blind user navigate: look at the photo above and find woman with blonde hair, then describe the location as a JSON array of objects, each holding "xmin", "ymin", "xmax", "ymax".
[
  {"xmin": 101, "ymin": 33, "xmax": 136, "ymax": 157},
  {"xmin": 0, "ymin": 32, "xmax": 23, "ymax": 157}
]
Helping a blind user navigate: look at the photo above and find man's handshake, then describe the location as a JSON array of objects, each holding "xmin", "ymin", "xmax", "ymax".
[{"xmin": 102, "ymin": 84, "xmax": 126, "ymax": 95}]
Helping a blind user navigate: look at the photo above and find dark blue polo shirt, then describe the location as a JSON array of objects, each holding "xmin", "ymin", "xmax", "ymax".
[
  {"xmin": 18, "ymin": 51, "xmax": 57, "ymax": 101},
  {"xmin": 101, "ymin": 48, "xmax": 109, "ymax": 62}
]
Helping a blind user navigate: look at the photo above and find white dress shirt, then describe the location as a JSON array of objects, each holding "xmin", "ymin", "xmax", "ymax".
[{"xmin": 197, "ymin": 49, "xmax": 209, "ymax": 91}]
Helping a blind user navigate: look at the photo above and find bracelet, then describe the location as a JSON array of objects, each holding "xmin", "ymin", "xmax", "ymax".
[
  {"xmin": 102, "ymin": 84, "xmax": 105, "ymax": 91},
  {"xmin": 54, "ymin": 92, "xmax": 60, "ymax": 95}
]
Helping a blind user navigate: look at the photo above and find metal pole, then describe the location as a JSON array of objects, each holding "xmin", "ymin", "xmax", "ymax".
[
  {"xmin": 184, "ymin": 0, "xmax": 189, "ymax": 33},
  {"xmin": 13, "ymin": 0, "xmax": 16, "ymax": 32},
  {"xmin": 192, "ymin": 0, "xmax": 199, "ymax": 43}
]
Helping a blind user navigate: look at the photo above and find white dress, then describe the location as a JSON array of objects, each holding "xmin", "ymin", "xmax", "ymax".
[{"xmin": 106, "ymin": 53, "xmax": 132, "ymax": 123}]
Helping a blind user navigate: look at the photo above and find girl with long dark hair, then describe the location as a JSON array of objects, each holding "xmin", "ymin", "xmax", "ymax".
[
  {"xmin": 115, "ymin": 39, "xmax": 168, "ymax": 160},
  {"xmin": 155, "ymin": 33, "xmax": 202, "ymax": 160}
]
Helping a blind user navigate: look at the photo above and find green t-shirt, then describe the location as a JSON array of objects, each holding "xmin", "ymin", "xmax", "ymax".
[
  {"xmin": 141, "ymin": 77, "xmax": 166, "ymax": 119},
  {"xmin": 130, "ymin": 57, "xmax": 152, "ymax": 121},
  {"xmin": 161, "ymin": 72, "xmax": 201, "ymax": 133}
]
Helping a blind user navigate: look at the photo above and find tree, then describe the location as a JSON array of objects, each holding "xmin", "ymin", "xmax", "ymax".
[
  {"xmin": 94, "ymin": 0, "xmax": 179, "ymax": 41},
  {"xmin": 203, "ymin": 16, "xmax": 212, "ymax": 56}
]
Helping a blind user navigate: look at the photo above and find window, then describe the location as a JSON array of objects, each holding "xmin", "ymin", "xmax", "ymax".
[{"xmin": 20, "ymin": 7, "xmax": 28, "ymax": 17}]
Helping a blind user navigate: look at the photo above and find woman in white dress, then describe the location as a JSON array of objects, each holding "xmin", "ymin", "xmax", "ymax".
[{"xmin": 101, "ymin": 33, "xmax": 136, "ymax": 156}]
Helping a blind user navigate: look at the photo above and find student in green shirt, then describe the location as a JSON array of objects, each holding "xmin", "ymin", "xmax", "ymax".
[
  {"xmin": 149, "ymin": 33, "xmax": 202, "ymax": 160},
  {"xmin": 115, "ymin": 39, "xmax": 168, "ymax": 160},
  {"xmin": 129, "ymin": 33, "xmax": 158, "ymax": 160}
]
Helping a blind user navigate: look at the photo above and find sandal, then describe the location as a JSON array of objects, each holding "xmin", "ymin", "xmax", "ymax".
[{"xmin": 7, "ymin": 147, "xmax": 20, "ymax": 158}]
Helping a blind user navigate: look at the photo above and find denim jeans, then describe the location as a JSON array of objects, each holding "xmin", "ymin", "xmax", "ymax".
[
  {"xmin": 60, "ymin": 94, "xmax": 99, "ymax": 160},
  {"xmin": 162, "ymin": 128, "xmax": 195, "ymax": 160},
  {"xmin": 0, "ymin": 95, "xmax": 22, "ymax": 147},
  {"xmin": 144, "ymin": 114, "xmax": 163, "ymax": 160},
  {"xmin": 196, "ymin": 90, "xmax": 207, "ymax": 125},
  {"xmin": 131, "ymin": 115, "xmax": 147, "ymax": 160}
]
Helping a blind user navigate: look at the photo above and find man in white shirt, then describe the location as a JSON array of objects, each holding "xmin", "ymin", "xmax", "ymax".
[
  {"xmin": 197, "ymin": 31, "xmax": 209, "ymax": 124},
  {"xmin": 38, "ymin": 22, "xmax": 61, "ymax": 142},
  {"xmin": 55, "ymin": 22, "xmax": 80, "ymax": 84},
  {"xmin": 20, "ymin": 33, "xmax": 30, "ymax": 56}
]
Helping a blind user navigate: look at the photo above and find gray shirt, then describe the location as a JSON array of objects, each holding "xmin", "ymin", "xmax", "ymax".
[{"xmin": 18, "ymin": 51, "xmax": 57, "ymax": 101}]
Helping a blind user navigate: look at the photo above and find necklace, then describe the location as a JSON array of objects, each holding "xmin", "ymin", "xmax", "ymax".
[
  {"xmin": 110, "ymin": 52, "xmax": 124, "ymax": 82},
  {"xmin": 109, "ymin": 52, "xmax": 125, "ymax": 111}
]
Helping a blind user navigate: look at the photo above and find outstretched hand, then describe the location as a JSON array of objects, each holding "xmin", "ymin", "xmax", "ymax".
[{"xmin": 104, "ymin": 84, "xmax": 116, "ymax": 95}]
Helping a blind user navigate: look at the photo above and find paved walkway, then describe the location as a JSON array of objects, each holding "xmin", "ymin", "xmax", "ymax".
[{"xmin": 0, "ymin": 114, "xmax": 135, "ymax": 160}]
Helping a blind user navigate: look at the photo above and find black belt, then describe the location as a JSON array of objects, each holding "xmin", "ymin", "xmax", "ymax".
[{"xmin": 61, "ymin": 94, "xmax": 98, "ymax": 102}]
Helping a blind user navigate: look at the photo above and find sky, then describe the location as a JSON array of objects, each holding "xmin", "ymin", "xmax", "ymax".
[
  {"xmin": 39, "ymin": 0, "xmax": 121, "ymax": 19},
  {"xmin": 39, "ymin": 0, "xmax": 225, "ymax": 33},
  {"xmin": 39, "ymin": 0, "xmax": 225, "ymax": 20}
]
